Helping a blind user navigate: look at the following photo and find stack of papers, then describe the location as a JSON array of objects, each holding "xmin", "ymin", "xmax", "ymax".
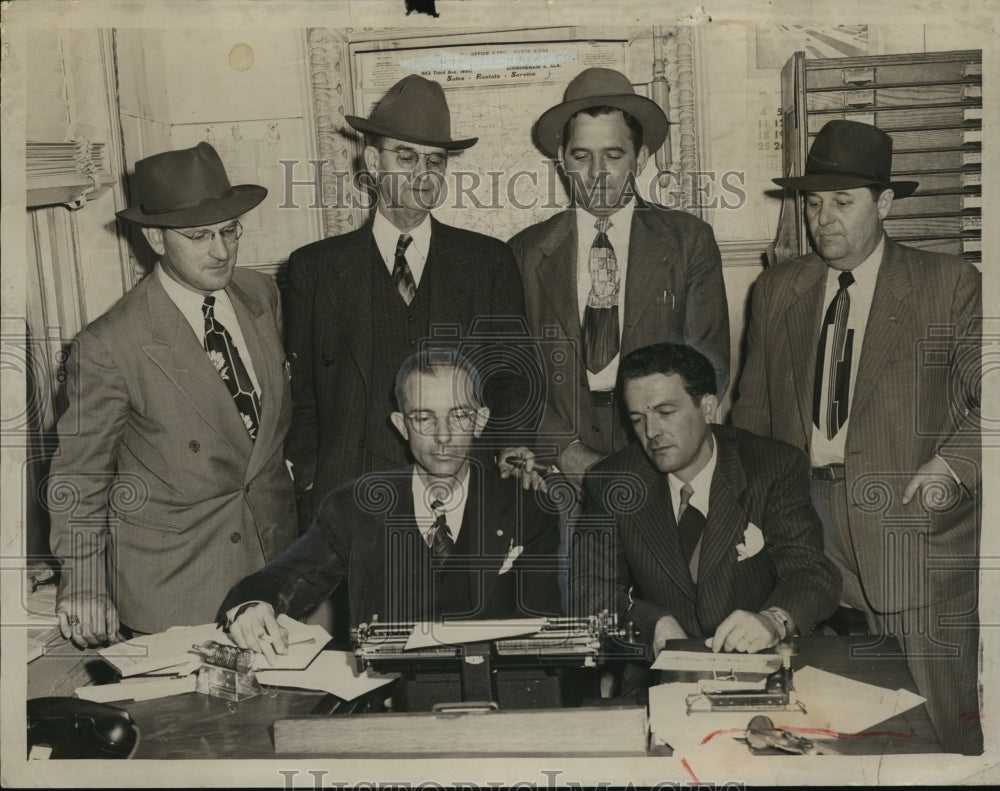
[{"xmin": 85, "ymin": 615, "xmax": 396, "ymax": 703}]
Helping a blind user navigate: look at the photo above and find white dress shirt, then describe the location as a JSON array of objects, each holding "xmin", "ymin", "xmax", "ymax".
[
  {"xmin": 411, "ymin": 467, "xmax": 471, "ymax": 547},
  {"xmin": 157, "ymin": 264, "xmax": 261, "ymax": 395},
  {"xmin": 575, "ymin": 200, "xmax": 634, "ymax": 392},
  {"xmin": 373, "ymin": 209, "xmax": 432, "ymax": 288},
  {"xmin": 810, "ymin": 236, "xmax": 884, "ymax": 467}
]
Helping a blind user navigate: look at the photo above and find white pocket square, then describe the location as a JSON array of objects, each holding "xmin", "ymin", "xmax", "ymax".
[
  {"xmin": 735, "ymin": 522, "xmax": 765, "ymax": 561},
  {"xmin": 498, "ymin": 545, "xmax": 523, "ymax": 575}
]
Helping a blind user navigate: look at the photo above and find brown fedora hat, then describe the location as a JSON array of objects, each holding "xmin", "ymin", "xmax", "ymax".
[
  {"xmin": 117, "ymin": 142, "xmax": 267, "ymax": 227},
  {"xmin": 535, "ymin": 67, "xmax": 668, "ymax": 158},
  {"xmin": 773, "ymin": 119, "xmax": 918, "ymax": 198},
  {"xmin": 345, "ymin": 74, "xmax": 477, "ymax": 150}
]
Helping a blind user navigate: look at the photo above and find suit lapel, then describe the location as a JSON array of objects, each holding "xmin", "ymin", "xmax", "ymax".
[
  {"xmin": 622, "ymin": 202, "xmax": 680, "ymax": 353},
  {"xmin": 697, "ymin": 431, "xmax": 748, "ymax": 587},
  {"xmin": 851, "ymin": 239, "xmax": 910, "ymax": 420},
  {"xmin": 336, "ymin": 222, "xmax": 377, "ymax": 387},
  {"xmin": 227, "ymin": 276, "xmax": 279, "ymax": 480},
  {"xmin": 533, "ymin": 211, "xmax": 582, "ymax": 352},
  {"xmin": 141, "ymin": 273, "xmax": 253, "ymax": 461},
  {"xmin": 783, "ymin": 257, "xmax": 827, "ymax": 444},
  {"xmin": 632, "ymin": 457, "xmax": 697, "ymax": 602},
  {"xmin": 426, "ymin": 217, "xmax": 472, "ymax": 324}
]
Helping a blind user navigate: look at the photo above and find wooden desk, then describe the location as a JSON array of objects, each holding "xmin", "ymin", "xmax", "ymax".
[{"xmin": 28, "ymin": 635, "xmax": 939, "ymax": 758}]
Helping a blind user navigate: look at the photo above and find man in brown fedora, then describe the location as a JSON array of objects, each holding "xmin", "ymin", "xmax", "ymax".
[
  {"xmin": 733, "ymin": 119, "xmax": 982, "ymax": 754},
  {"xmin": 48, "ymin": 142, "xmax": 297, "ymax": 644},
  {"xmin": 284, "ymin": 74, "xmax": 531, "ymax": 530},
  {"xmin": 502, "ymin": 67, "xmax": 729, "ymax": 490}
]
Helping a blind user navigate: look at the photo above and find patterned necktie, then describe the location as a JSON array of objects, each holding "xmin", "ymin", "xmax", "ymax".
[
  {"xmin": 202, "ymin": 296, "xmax": 261, "ymax": 440},
  {"xmin": 813, "ymin": 271, "xmax": 855, "ymax": 439},
  {"xmin": 582, "ymin": 217, "xmax": 621, "ymax": 374},
  {"xmin": 677, "ymin": 483, "xmax": 705, "ymax": 565},
  {"xmin": 392, "ymin": 233, "xmax": 416, "ymax": 305},
  {"xmin": 429, "ymin": 499, "xmax": 454, "ymax": 558}
]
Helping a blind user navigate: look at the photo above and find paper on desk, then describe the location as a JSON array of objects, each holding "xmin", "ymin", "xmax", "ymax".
[
  {"xmin": 404, "ymin": 618, "xmax": 547, "ymax": 650},
  {"xmin": 652, "ymin": 649, "xmax": 782, "ymax": 674},
  {"xmin": 648, "ymin": 664, "xmax": 927, "ymax": 755},
  {"xmin": 75, "ymin": 675, "xmax": 196, "ymax": 703},
  {"xmin": 255, "ymin": 650, "xmax": 397, "ymax": 700},
  {"xmin": 97, "ymin": 615, "xmax": 330, "ymax": 676}
]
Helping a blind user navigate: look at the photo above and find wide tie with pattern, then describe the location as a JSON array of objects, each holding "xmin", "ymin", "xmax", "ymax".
[
  {"xmin": 676, "ymin": 483, "xmax": 706, "ymax": 566},
  {"xmin": 202, "ymin": 296, "xmax": 261, "ymax": 441},
  {"xmin": 429, "ymin": 499, "xmax": 455, "ymax": 558},
  {"xmin": 813, "ymin": 270, "xmax": 855, "ymax": 439},
  {"xmin": 582, "ymin": 217, "xmax": 620, "ymax": 374},
  {"xmin": 392, "ymin": 233, "xmax": 416, "ymax": 305}
]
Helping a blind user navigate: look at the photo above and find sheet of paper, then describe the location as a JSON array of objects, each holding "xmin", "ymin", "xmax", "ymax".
[
  {"xmin": 75, "ymin": 675, "xmax": 196, "ymax": 703},
  {"xmin": 403, "ymin": 619, "xmax": 548, "ymax": 650},
  {"xmin": 651, "ymin": 649, "xmax": 783, "ymax": 674},
  {"xmin": 250, "ymin": 615, "xmax": 330, "ymax": 671},
  {"xmin": 648, "ymin": 664, "xmax": 927, "ymax": 756},
  {"xmin": 255, "ymin": 650, "xmax": 397, "ymax": 701}
]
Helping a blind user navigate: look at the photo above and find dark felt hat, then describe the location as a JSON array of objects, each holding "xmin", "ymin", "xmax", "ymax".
[
  {"xmin": 773, "ymin": 119, "xmax": 918, "ymax": 198},
  {"xmin": 116, "ymin": 142, "xmax": 266, "ymax": 227},
  {"xmin": 345, "ymin": 74, "xmax": 477, "ymax": 150},
  {"xmin": 535, "ymin": 67, "xmax": 668, "ymax": 158}
]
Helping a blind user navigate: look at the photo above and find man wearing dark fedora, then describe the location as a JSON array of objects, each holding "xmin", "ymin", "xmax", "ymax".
[
  {"xmin": 733, "ymin": 119, "xmax": 982, "ymax": 754},
  {"xmin": 502, "ymin": 67, "xmax": 729, "ymax": 490},
  {"xmin": 284, "ymin": 74, "xmax": 530, "ymax": 531},
  {"xmin": 48, "ymin": 142, "xmax": 297, "ymax": 644}
]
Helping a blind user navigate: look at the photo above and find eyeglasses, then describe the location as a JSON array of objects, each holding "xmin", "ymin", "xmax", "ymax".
[
  {"xmin": 169, "ymin": 221, "xmax": 243, "ymax": 246},
  {"xmin": 380, "ymin": 146, "xmax": 448, "ymax": 172},
  {"xmin": 404, "ymin": 409, "xmax": 478, "ymax": 435}
]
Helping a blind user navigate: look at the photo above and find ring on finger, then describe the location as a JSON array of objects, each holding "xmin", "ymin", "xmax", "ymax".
[{"xmin": 68, "ymin": 614, "xmax": 81, "ymax": 627}]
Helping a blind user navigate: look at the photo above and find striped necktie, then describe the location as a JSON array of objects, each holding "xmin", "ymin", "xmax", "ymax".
[
  {"xmin": 813, "ymin": 270, "xmax": 855, "ymax": 439},
  {"xmin": 392, "ymin": 233, "xmax": 416, "ymax": 305}
]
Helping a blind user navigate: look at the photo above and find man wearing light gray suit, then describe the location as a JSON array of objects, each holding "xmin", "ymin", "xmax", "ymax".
[
  {"xmin": 733, "ymin": 120, "xmax": 982, "ymax": 754},
  {"xmin": 48, "ymin": 143, "xmax": 297, "ymax": 645},
  {"xmin": 503, "ymin": 69, "xmax": 729, "ymax": 488}
]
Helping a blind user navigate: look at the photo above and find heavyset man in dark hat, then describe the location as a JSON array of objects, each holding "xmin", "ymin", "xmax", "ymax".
[
  {"xmin": 733, "ymin": 119, "xmax": 983, "ymax": 754},
  {"xmin": 49, "ymin": 142, "xmax": 298, "ymax": 642},
  {"xmin": 284, "ymin": 74, "xmax": 532, "ymax": 535},
  {"xmin": 502, "ymin": 67, "xmax": 730, "ymax": 490}
]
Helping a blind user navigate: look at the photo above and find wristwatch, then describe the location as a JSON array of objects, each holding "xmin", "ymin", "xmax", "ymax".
[{"xmin": 760, "ymin": 607, "xmax": 793, "ymax": 640}]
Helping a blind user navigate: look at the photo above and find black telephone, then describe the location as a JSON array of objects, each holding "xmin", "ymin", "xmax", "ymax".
[{"xmin": 27, "ymin": 697, "xmax": 139, "ymax": 759}]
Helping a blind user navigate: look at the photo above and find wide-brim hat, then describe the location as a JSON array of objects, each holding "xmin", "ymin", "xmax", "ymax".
[
  {"xmin": 773, "ymin": 119, "xmax": 918, "ymax": 198},
  {"xmin": 535, "ymin": 67, "xmax": 668, "ymax": 158},
  {"xmin": 345, "ymin": 74, "xmax": 477, "ymax": 150},
  {"xmin": 117, "ymin": 142, "xmax": 267, "ymax": 227}
]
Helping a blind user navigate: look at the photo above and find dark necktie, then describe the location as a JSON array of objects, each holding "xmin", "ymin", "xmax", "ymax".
[
  {"xmin": 676, "ymin": 483, "xmax": 705, "ymax": 565},
  {"xmin": 392, "ymin": 233, "xmax": 416, "ymax": 305},
  {"xmin": 429, "ymin": 499, "xmax": 454, "ymax": 558},
  {"xmin": 813, "ymin": 271, "xmax": 855, "ymax": 439},
  {"xmin": 582, "ymin": 217, "xmax": 620, "ymax": 374},
  {"xmin": 202, "ymin": 296, "xmax": 261, "ymax": 441}
]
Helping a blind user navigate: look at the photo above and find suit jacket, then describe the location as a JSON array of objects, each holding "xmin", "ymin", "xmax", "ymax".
[
  {"xmin": 731, "ymin": 237, "xmax": 981, "ymax": 613},
  {"xmin": 508, "ymin": 201, "xmax": 730, "ymax": 456},
  {"xmin": 571, "ymin": 425, "xmax": 840, "ymax": 643},
  {"xmin": 217, "ymin": 462, "xmax": 563, "ymax": 627},
  {"xmin": 48, "ymin": 267, "xmax": 298, "ymax": 634},
  {"xmin": 284, "ymin": 216, "xmax": 532, "ymax": 522}
]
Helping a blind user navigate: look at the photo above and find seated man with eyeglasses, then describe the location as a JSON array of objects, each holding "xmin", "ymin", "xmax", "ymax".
[
  {"xmin": 218, "ymin": 349, "xmax": 563, "ymax": 663},
  {"xmin": 48, "ymin": 142, "xmax": 298, "ymax": 645}
]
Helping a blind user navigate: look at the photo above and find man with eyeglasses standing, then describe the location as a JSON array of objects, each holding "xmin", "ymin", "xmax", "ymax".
[
  {"xmin": 284, "ymin": 75, "xmax": 531, "ymax": 537},
  {"xmin": 217, "ymin": 349, "xmax": 562, "ymax": 661},
  {"xmin": 48, "ymin": 142, "xmax": 297, "ymax": 645}
]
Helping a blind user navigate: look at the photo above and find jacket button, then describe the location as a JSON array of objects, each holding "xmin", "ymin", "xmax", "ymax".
[
  {"xmin": 591, "ymin": 424, "xmax": 600, "ymax": 433},
  {"xmin": 188, "ymin": 440, "xmax": 200, "ymax": 453},
  {"xmin": 357, "ymin": 439, "xmax": 365, "ymax": 448},
  {"xmin": 230, "ymin": 532, "xmax": 242, "ymax": 543},
  {"xmin": 244, "ymin": 483, "xmax": 251, "ymax": 493}
]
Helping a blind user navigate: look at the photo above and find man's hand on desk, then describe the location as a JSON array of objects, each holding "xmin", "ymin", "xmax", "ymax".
[
  {"xmin": 228, "ymin": 602, "xmax": 289, "ymax": 665},
  {"xmin": 652, "ymin": 615, "xmax": 688, "ymax": 657},
  {"xmin": 706, "ymin": 610, "xmax": 780, "ymax": 654},
  {"xmin": 56, "ymin": 593, "xmax": 123, "ymax": 649}
]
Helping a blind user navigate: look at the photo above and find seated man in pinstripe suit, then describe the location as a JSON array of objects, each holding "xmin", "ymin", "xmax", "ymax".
[{"xmin": 572, "ymin": 343, "xmax": 840, "ymax": 656}]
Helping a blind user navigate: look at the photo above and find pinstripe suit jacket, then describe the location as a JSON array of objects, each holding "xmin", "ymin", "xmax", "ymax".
[
  {"xmin": 48, "ymin": 267, "xmax": 298, "ymax": 633},
  {"xmin": 508, "ymin": 201, "xmax": 730, "ymax": 457},
  {"xmin": 732, "ymin": 237, "xmax": 981, "ymax": 613},
  {"xmin": 571, "ymin": 425, "xmax": 840, "ymax": 642}
]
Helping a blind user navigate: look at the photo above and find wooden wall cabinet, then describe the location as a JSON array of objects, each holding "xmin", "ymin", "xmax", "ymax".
[{"xmin": 773, "ymin": 49, "xmax": 982, "ymax": 265}]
